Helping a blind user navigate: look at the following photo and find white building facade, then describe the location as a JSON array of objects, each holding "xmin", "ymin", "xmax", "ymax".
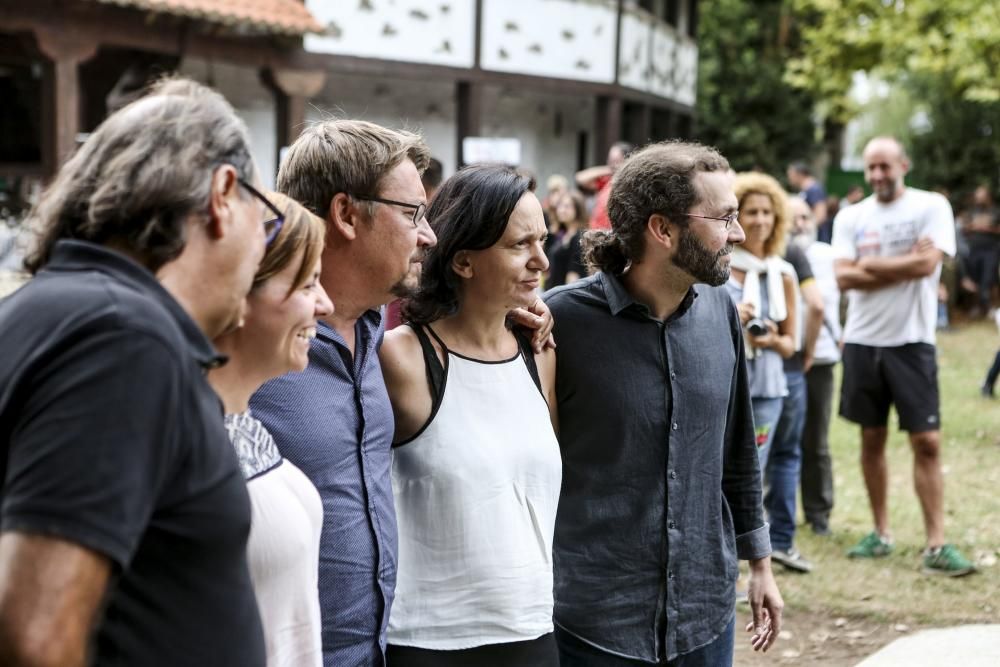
[{"xmin": 295, "ymin": 0, "xmax": 699, "ymax": 184}]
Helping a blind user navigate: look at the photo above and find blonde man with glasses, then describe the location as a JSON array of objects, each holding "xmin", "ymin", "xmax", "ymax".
[{"xmin": 250, "ymin": 120, "xmax": 554, "ymax": 667}]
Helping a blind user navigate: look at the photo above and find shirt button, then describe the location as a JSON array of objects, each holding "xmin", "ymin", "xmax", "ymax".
[
  {"xmin": 669, "ymin": 470, "xmax": 677, "ymax": 479},
  {"xmin": 672, "ymin": 422, "xmax": 678, "ymax": 430},
  {"xmin": 668, "ymin": 520, "xmax": 676, "ymax": 529},
  {"xmin": 668, "ymin": 570, "xmax": 675, "ymax": 580},
  {"xmin": 670, "ymin": 371, "xmax": 676, "ymax": 380}
]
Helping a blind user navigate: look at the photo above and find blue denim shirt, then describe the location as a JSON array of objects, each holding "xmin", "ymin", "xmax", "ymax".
[
  {"xmin": 545, "ymin": 273, "xmax": 770, "ymax": 663},
  {"xmin": 250, "ymin": 313, "xmax": 396, "ymax": 667}
]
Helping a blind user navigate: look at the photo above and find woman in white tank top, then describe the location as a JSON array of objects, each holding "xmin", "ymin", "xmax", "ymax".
[{"xmin": 379, "ymin": 164, "xmax": 562, "ymax": 667}]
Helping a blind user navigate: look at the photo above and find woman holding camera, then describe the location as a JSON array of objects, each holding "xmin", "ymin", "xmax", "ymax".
[{"xmin": 727, "ymin": 172, "xmax": 799, "ymax": 472}]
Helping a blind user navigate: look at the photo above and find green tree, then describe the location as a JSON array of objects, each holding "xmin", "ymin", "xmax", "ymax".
[
  {"xmin": 696, "ymin": 0, "xmax": 821, "ymax": 175},
  {"xmin": 787, "ymin": 0, "xmax": 1000, "ymax": 121},
  {"xmin": 907, "ymin": 80, "xmax": 1000, "ymax": 198}
]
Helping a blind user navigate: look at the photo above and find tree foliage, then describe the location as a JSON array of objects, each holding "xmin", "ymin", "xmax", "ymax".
[
  {"xmin": 850, "ymin": 76, "xmax": 1000, "ymax": 196},
  {"xmin": 906, "ymin": 80, "xmax": 1000, "ymax": 198},
  {"xmin": 696, "ymin": 0, "xmax": 822, "ymax": 174},
  {"xmin": 787, "ymin": 0, "xmax": 1000, "ymax": 121}
]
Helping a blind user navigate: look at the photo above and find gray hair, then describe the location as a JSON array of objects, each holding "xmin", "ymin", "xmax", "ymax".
[
  {"xmin": 583, "ymin": 141, "xmax": 729, "ymax": 274},
  {"xmin": 25, "ymin": 76, "xmax": 255, "ymax": 274},
  {"xmin": 276, "ymin": 119, "xmax": 430, "ymax": 220}
]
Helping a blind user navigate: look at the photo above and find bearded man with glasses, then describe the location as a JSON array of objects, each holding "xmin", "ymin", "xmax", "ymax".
[{"xmin": 544, "ymin": 141, "xmax": 784, "ymax": 666}]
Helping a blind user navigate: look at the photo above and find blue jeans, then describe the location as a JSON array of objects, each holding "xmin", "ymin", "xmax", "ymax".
[
  {"xmin": 555, "ymin": 616, "xmax": 735, "ymax": 666},
  {"xmin": 750, "ymin": 396, "xmax": 784, "ymax": 473},
  {"xmin": 765, "ymin": 371, "xmax": 806, "ymax": 551}
]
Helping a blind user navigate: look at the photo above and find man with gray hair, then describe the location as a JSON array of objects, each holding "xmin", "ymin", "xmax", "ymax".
[
  {"xmin": 250, "ymin": 119, "xmax": 553, "ymax": 666},
  {"xmin": 0, "ymin": 78, "xmax": 269, "ymax": 666},
  {"xmin": 545, "ymin": 141, "xmax": 783, "ymax": 665}
]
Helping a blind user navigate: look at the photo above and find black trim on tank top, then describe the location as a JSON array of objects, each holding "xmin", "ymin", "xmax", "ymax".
[
  {"xmin": 429, "ymin": 324, "xmax": 543, "ymax": 395},
  {"xmin": 393, "ymin": 323, "xmax": 449, "ymax": 448},
  {"xmin": 425, "ymin": 324, "xmax": 521, "ymax": 365},
  {"xmin": 393, "ymin": 324, "xmax": 545, "ymax": 448}
]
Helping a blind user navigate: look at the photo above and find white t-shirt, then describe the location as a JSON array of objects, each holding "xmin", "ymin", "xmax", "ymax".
[
  {"xmin": 831, "ymin": 188, "xmax": 955, "ymax": 347},
  {"xmin": 803, "ymin": 241, "xmax": 842, "ymax": 365},
  {"xmin": 226, "ymin": 412, "xmax": 324, "ymax": 667}
]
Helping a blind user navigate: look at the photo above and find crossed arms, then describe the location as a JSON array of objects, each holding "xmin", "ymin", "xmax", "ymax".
[{"xmin": 834, "ymin": 237, "xmax": 943, "ymax": 292}]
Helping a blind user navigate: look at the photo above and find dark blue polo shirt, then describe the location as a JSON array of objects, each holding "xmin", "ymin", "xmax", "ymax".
[
  {"xmin": 0, "ymin": 240, "xmax": 264, "ymax": 666},
  {"xmin": 545, "ymin": 272, "xmax": 770, "ymax": 663}
]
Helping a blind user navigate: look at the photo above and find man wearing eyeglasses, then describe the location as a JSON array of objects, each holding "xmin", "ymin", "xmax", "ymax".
[
  {"xmin": 545, "ymin": 141, "xmax": 783, "ymax": 665},
  {"xmin": 250, "ymin": 120, "xmax": 553, "ymax": 667},
  {"xmin": 0, "ymin": 78, "xmax": 268, "ymax": 666}
]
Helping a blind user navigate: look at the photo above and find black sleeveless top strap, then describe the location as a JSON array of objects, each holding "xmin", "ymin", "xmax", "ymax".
[
  {"xmin": 412, "ymin": 323, "xmax": 447, "ymax": 402},
  {"xmin": 394, "ymin": 323, "xmax": 449, "ymax": 448},
  {"xmin": 513, "ymin": 329, "xmax": 543, "ymax": 395}
]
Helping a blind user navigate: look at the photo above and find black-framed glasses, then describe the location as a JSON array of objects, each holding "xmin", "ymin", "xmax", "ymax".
[
  {"xmin": 351, "ymin": 195, "xmax": 426, "ymax": 228},
  {"xmin": 686, "ymin": 212, "xmax": 739, "ymax": 230},
  {"xmin": 238, "ymin": 178, "xmax": 285, "ymax": 245}
]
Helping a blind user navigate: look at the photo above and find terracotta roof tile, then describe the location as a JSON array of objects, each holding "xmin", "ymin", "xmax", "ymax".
[{"xmin": 90, "ymin": 0, "xmax": 324, "ymax": 36}]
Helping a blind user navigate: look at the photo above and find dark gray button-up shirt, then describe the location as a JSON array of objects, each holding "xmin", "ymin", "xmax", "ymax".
[{"xmin": 545, "ymin": 272, "xmax": 770, "ymax": 663}]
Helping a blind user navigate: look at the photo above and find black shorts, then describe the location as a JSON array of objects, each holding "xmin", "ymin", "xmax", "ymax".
[
  {"xmin": 387, "ymin": 633, "xmax": 558, "ymax": 667},
  {"xmin": 840, "ymin": 343, "xmax": 941, "ymax": 433}
]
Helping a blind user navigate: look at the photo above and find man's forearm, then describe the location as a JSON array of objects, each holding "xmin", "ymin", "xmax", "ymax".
[
  {"xmin": 835, "ymin": 263, "xmax": 896, "ymax": 291},
  {"xmin": 0, "ymin": 533, "xmax": 110, "ymax": 667},
  {"xmin": 801, "ymin": 282, "xmax": 824, "ymax": 362},
  {"xmin": 860, "ymin": 254, "xmax": 935, "ymax": 280}
]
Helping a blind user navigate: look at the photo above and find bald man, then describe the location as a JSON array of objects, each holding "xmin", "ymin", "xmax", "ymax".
[{"xmin": 831, "ymin": 136, "xmax": 973, "ymax": 576}]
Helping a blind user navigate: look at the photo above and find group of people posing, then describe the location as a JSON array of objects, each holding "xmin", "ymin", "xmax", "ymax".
[{"xmin": 0, "ymin": 76, "xmax": 973, "ymax": 667}]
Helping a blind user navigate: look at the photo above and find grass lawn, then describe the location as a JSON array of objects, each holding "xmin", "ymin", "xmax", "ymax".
[{"xmin": 775, "ymin": 318, "xmax": 1000, "ymax": 625}]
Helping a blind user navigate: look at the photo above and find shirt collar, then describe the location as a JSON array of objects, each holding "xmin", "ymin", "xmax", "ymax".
[
  {"xmin": 598, "ymin": 270, "xmax": 699, "ymax": 322},
  {"xmin": 316, "ymin": 307, "xmax": 384, "ymax": 344},
  {"xmin": 45, "ymin": 240, "xmax": 226, "ymax": 369}
]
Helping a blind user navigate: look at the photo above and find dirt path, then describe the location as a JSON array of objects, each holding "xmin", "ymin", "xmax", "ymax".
[{"xmin": 733, "ymin": 607, "xmax": 914, "ymax": 666}]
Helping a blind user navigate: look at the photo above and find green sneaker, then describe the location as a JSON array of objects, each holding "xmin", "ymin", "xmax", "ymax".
[
  {"xmin": 847, "ymin": 531, "xmax": 893, "ymax": 559},
  {"xmin": 922, "ymin": 544, "xmax": 976, "ymax": 577}
]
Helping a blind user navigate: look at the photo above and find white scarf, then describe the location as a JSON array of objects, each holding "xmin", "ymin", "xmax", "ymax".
[{"xmin": 730, "ymin": 248, "xmax": 798, "ymax": 357}]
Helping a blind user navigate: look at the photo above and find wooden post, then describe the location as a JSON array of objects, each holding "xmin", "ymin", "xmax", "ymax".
[
  {"xmin": 263, "ymin": 68, "xmax": 326, "ymax": 171},
  {"xmin": 455, "ymin": 81, "xmax": 483, "ymax": 168},
  {"xmin": 637, "ymin": 103, "xmax": 653, "ymax": 145},
  {"xmin": 594, "ymin": 94, "xmax": 622, "ymax": 165},
  {"xmin": 34, "ymin": 26, "xmax": 97, "ymax": 174}
]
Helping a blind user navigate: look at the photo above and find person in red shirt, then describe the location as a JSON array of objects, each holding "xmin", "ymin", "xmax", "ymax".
[{"xmin": 574, "ymin": 142, "xmax": 634, "ymax": 231}]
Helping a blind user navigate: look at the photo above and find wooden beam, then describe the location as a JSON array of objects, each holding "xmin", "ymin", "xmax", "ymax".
[
  {"xmin": 637, "ymin": 103, "xmax": 653, "ymax": 145},
  {"xmin": 268, "ymin": 68, "xmax": 326, "ymax": 98},
  {"xmin": 613, "ymin": 0, "xmax": 624, "ymax": 85},
  {"xmin": 33, "ymin": 25, "xmax": 98, "ymax": 171},
  {"xmin": 262, "ymin": 67, "xmax": 326, "ymax": 170},
  {"xmin": 594, "ymin": 95, "xmax": 622, "ymax": 165},
  {"xmin": 455, "ymin": 81, "xmax": 483, "ymax": 168}
]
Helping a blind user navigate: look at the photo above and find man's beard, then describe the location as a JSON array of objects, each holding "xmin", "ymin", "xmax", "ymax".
[
  {"xmin": 791, "ymin": 229, "xmax": 816, "ymax": 250},
  {"xmin": 390, "ymin": 260, "xmax": 423, "ymax": 299},
  {"xmin": 874, "ymin": 180, "xmax": 899, "ymax": 202},
  {"xmin": 390, "ymin": 278, "xmax": 418, "ymax": 299},
  {"xmin": 675, "ymin": 229, "xmax": 732, "ymax": 286}
]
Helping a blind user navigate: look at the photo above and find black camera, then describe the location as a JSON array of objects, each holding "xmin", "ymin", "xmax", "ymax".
[{"xmin": 746, "ymin": 318, "xmax": 768, "ymax": 337}]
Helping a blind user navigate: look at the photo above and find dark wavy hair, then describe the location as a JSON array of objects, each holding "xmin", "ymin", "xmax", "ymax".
[
  {"xmin": 25, "ymin": 76, "xmax": 255, "ymax": 274},
  {"xmin": 402, "ymin": 164, "xmax": 534, "ymax": 324},
  {"xmin": 583, "ymin": 140, "xmax": 729, "ymax": 275}
]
